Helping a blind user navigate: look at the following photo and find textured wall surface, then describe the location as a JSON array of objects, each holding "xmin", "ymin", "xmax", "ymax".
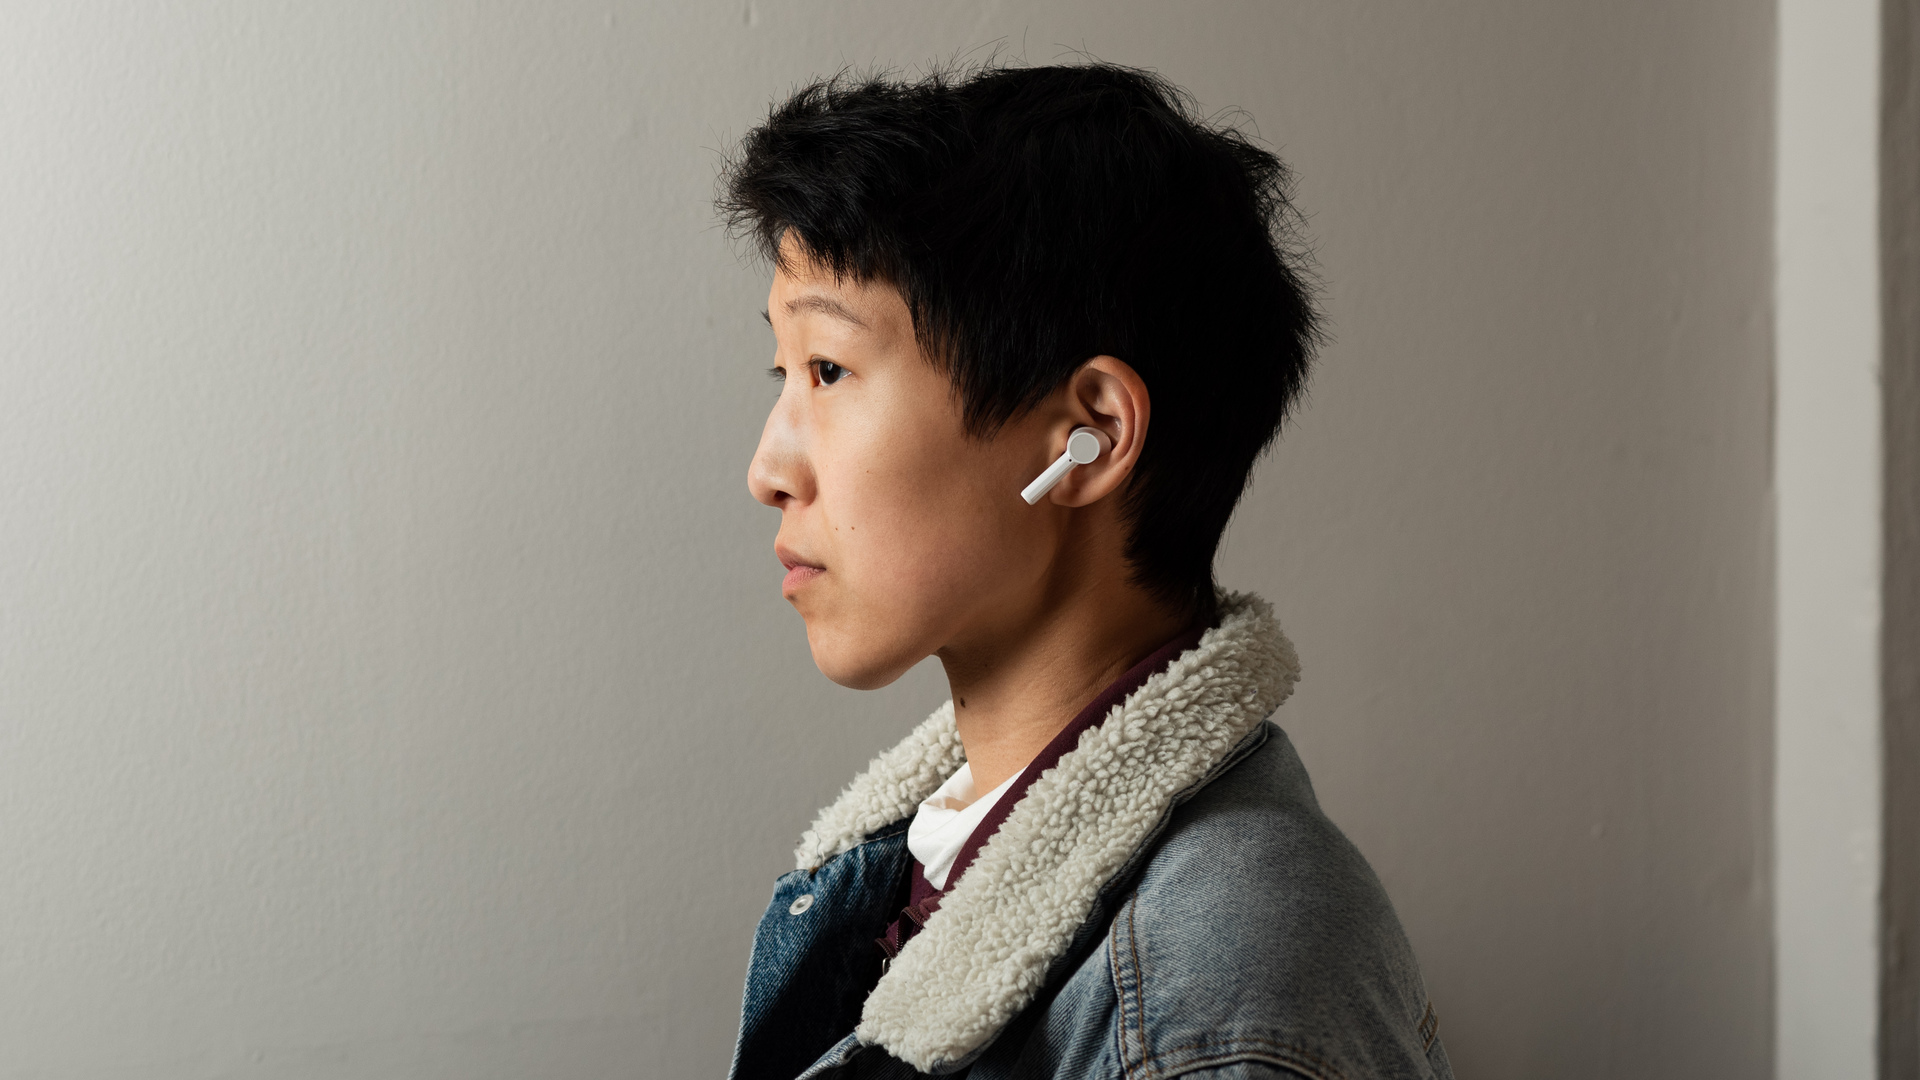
[{"xmin": 0, "ymin": 3, "xmax": 1773, "ymax": 1077}]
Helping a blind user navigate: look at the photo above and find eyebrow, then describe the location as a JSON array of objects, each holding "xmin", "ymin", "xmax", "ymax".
[{"xmin": 783, "ymin": 294, "xmax": 870, "ymax": 329}]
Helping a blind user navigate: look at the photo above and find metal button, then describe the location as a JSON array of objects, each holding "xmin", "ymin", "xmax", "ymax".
[{"xmin": 788, "ymin": 894, "xmax": 814, "ymax": 916}]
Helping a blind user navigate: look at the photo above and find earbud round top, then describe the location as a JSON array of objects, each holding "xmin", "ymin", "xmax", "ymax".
[
  {"xmin": 1066, "ymin": 428, "xmax": 1103, "ymax": 465},
  {"xmin": 1018, "ymin": 426, "xmax": 1108, "ymax": 505}
]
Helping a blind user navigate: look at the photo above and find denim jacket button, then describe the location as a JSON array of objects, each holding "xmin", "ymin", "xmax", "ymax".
[{"xmin": 788, "ymin": 894, "xmax": 814, "ymax": 915}]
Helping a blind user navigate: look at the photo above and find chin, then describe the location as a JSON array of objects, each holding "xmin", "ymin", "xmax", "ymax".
[{"xmin": 805, "ymin": 619, "xmax": 920, "ymax": 691}]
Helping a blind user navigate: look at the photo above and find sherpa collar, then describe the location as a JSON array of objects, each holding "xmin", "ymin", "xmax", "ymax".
[{"xmin": 792, "ymin": 592, "xmax": 1301, "ymax": 1072}]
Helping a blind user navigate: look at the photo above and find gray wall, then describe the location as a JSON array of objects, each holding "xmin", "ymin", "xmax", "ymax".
[
  {"xmin": 1883, "ymin": 0, "xmax": 1920, "ymax": 1071},
  {"xmin": 0, "ymin": 3, "xmax": 1774, "ymax": 1078}
]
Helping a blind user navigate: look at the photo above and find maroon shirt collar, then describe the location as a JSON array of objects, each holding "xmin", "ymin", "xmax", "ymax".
[{"xmin": 879, "ymin": 623, "xmax": 1209, "ymax": 959}]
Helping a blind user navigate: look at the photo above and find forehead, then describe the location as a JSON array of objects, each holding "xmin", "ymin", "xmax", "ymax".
[{"xmin": 768, "ymin": 238, "xmax": 912, "ymax": 340}]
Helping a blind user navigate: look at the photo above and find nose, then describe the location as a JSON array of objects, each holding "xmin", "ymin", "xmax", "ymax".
[{"xmin": 748, "ymin": 391, "xmax": 810, "ymax": 509}]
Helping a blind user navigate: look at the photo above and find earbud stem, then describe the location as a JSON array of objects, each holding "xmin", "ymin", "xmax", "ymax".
[{"xmin": 1020, "ymin": 450, "xmax": 1079, "ymax": 505}]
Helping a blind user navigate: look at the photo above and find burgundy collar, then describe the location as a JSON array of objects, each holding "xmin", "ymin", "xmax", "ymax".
[{"xmin": 877, "ymin": 623, "xmax": 1208, "ymax": 960}]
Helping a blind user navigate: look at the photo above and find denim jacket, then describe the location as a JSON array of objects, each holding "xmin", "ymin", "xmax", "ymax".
[{"xmin": 729, "ymin": 595, "xmax": 1454, "ymax": 1080}]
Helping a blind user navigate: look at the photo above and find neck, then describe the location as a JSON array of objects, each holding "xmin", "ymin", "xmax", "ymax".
[{"xmin": 937, "ymin": 575, "xmax": 1189, "ymax": 795}]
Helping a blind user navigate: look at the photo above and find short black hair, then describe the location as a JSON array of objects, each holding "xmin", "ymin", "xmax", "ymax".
[{"xmin": 718, "ymin": 63, "xmax": 1319, "ymax": 623}]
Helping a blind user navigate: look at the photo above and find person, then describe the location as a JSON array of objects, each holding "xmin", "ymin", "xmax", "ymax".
[{"xmin": 718, "ymin": 62, "xmax": 1453, "ymax": 1080}]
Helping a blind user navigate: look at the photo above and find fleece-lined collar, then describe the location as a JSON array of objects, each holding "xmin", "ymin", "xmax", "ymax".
[{"xmin": 792, "ymin": 593, "xmax": 1301, "ymax": 1072}]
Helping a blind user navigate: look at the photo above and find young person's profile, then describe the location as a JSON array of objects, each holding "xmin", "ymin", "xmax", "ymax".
[{"xmin": 719, "ymin": 61, "xmax": 1453, "ymax": 1080}]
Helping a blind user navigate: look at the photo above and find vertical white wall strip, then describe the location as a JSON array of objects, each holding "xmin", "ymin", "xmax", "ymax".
[{"xmin": 1776, "ymin": 0, "xmax": 1887, "ymax": 1077}]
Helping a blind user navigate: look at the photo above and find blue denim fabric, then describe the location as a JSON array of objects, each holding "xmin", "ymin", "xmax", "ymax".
[
  {"xmin": 729, "ymin": 722, "xmax": 1454, "ymax": 1080},
  {"xmin": 730, "ymin": 822, "xmax": 910, "ymax": 1079}
]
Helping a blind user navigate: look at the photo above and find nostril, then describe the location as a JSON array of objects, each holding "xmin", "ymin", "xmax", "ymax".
[{"xmin": 748, "ymin": 441, "xmax": 808, "ymax": 508}]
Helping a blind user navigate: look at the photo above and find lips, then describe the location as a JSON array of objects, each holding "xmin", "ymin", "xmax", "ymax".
[
  {"xmin": 776, "ymin": 545, "xmax": 825, "ymax": 596},
  {"xmin": 782, "ymin": 564, "xmax": 824, "ymax": 593}
]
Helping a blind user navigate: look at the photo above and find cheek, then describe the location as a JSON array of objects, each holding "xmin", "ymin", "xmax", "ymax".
[{"xmin": 828, "ymin": 445, "xmax": 1043, "ymax": 613}]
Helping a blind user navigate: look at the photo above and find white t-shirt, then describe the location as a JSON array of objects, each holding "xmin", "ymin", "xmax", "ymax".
[{"xmin": 906, "ymin": 762, "xmax": 1024, "ymax": 890}]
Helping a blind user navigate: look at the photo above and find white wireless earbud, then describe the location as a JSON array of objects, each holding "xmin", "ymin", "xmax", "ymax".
[{"xmin": 1020, "ymin": 427, "xmax": 1106, "ymax": 505}]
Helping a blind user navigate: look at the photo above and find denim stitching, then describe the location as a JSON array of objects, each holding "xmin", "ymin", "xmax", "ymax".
[
  {"xmin": 1154, "ymin": 1045, "xmax": 1343, "ymax": 1080},
  {"xmin": 1111, "ymin": 894, "xmax": 1147, "ymax": 1078},
  {"xmin": 1139, "ymin": 1035, "xmax": 1350, "ymax": 1080},
  {"xmin": 810, "ymin": 821, "xmax": 911, "ymax": 878},
  {"xmin": 1127, "ymin": 894, "xmax": 1149, "ymax": 1074},
  {"xmin": 1110, "ymin": 906, "xmax": 1134, "ymax": 1075},
  {"xmin": 1417, "ymin": 999, "xmax": 1440, "ymax": 1052}
]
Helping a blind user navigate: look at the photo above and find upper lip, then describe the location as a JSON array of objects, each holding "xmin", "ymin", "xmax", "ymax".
[{"xmin": 775, "ymin": 544, "xmax": 824, "ymax": 572}]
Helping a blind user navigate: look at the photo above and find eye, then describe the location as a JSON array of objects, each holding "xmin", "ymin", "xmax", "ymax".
[{"xmin": 812, "ymin": 359, "xmax": 847, "ymax": 386}]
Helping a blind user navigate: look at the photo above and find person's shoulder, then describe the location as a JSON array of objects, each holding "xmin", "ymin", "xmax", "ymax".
[
  {"xmin": 1147, "ymin": 722, "xmax": 1395, "ymax": 913},
  {"xmin": 1113, "ymin": 723, "xmax": 1448, "ymax": 1080}
]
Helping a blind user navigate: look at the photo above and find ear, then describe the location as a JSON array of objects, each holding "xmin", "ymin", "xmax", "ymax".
[{"xmin": 1045, "ymin": 356, "xmax": 1149, "ymax": 508}]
